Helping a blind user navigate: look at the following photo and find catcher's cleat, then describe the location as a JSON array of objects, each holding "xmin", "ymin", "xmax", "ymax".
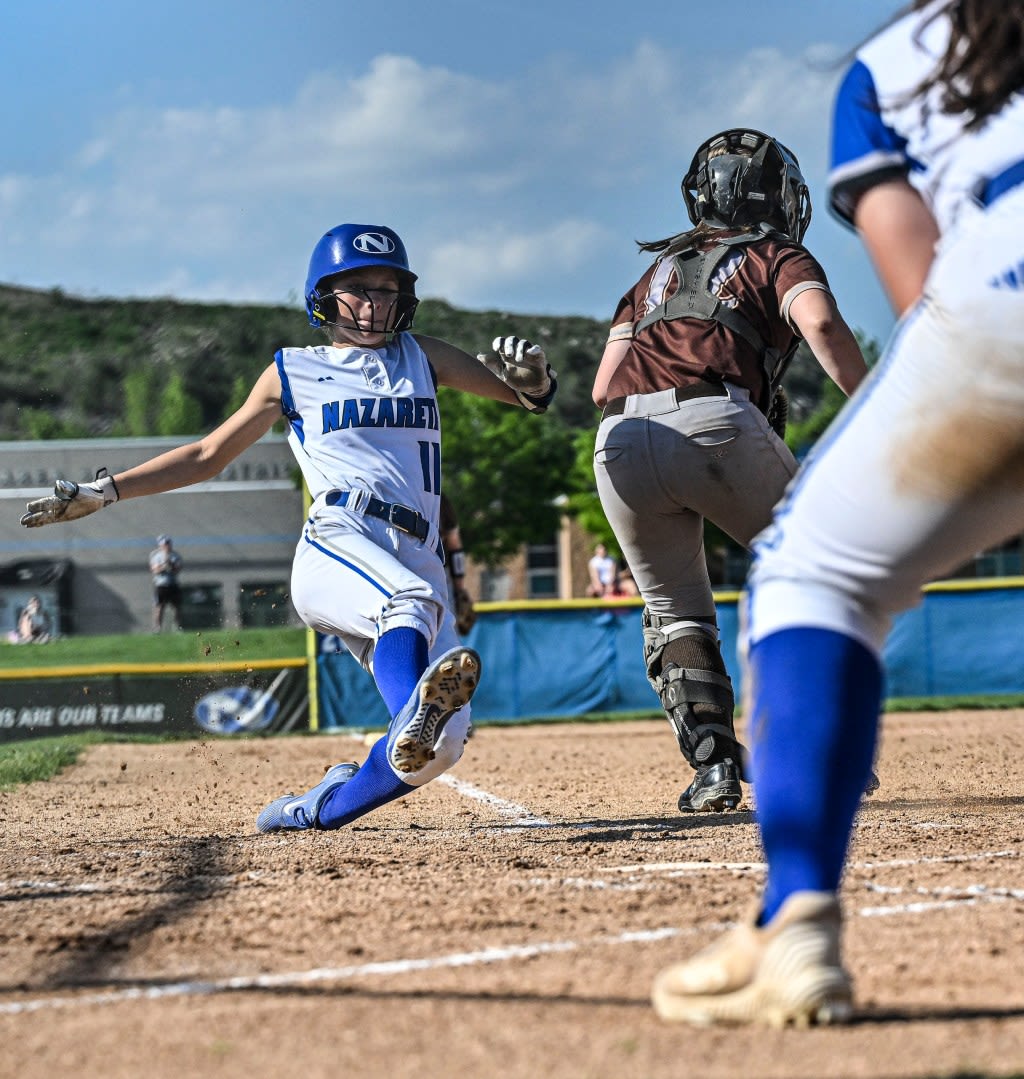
[
  {"xmin": 652, "ymin": 891, "xmax": 853, "ymax": 1028},
  {"xmin": 864, "ymin": 769, "xmax": 880, "ymax": 797},
  {"xmin": 256, "ymin": 762, "xmax": 359, "ymax": 833},
  {"xmin": 387, "ymin": 646, "xmax": 480, "ymax": 774},
  {"xmin": 678, "ymin": 760, "xmax": 743, "ymax": 812}
]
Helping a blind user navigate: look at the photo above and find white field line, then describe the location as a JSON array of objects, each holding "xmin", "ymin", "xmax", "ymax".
[
  {"xmin": 604, "ymin": 860, "xmax": 765, "ymax": 875},
  {"xmin": 0, "ymin": 879, "xmax": 109, "ymax": 894},
  {"xmin": 859, "ymin": 880, "xmax": 1024, "ymax": 916},
  {"xmin": 602, "ymin": 849, "xmax": 1020, "ymax": 876},
  {"xmin": 435, "ymin": 774, "xmax": 551, "ymax": 826},
  {"xmin": 3, "ymin": 849, "xmax": 1018, "ymax": 902},
  {"xmin": 0, "ymin": 874, "xmax": 260, "ymax": 896},
  {"xmin": 0, "ymin": 925, "xmax": 700, "ymax": 1016},
  {"xmin": 2, "ymin": 849, "xmax": 1022, "ymax": 1016},
  {"xmin": 3, "ymin": 870, "xmax": 1023, "ymax": 1017},
  {"xmin": 865, "ymin": 881, "xmax": 1024, "ymax": 899},
  {"xmin": 337, "ymin": 736, "xmax": 552, "ymax": 825},
  {"xmin": 860, "ymin": 897, "xmax": 995, "ymax": 916}
]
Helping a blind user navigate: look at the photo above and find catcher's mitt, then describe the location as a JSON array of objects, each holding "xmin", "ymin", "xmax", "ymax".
[{"xmin": 454, "ymin": 587, "xmax": 477, "ymax": 635}]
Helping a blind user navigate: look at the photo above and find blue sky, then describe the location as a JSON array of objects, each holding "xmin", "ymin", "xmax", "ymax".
[{"xmin": 2, "ymin": 0, "xmax": 900, "ymax": 345}]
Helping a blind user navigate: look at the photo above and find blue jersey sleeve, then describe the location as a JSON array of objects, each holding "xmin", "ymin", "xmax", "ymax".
[
  {"xmin": 274, "ymin": 348, "xmax": 305, "ymax": 445},
  {"xmin": 828, "ymin": 60, "xmax": 912, "ymax": 227}
]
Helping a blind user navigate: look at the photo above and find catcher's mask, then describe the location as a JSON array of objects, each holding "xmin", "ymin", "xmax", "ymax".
[
  {"xmin": 682, "ymin": 129, "xmax": 812, "ymax": 242},
  {"xmin": 304, "ymin": 223, "xmax": 419, "ymax": 335}
]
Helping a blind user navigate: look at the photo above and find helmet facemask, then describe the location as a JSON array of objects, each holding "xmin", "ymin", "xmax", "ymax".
[
  {"xmin": 309, "ymin": 274, "xmax": 419, "ymax": 339},
  {"xmin": 682, "ymin": 129, "xmax": 812, "ymax": 242}
]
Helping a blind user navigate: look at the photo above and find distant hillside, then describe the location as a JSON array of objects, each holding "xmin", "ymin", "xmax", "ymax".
[
  {"xmin": 0, "ymin": 282, "xmax": 852, "ymax": 443},
  {"xmin": 0, "ymin": 283, "xmax": 609, "ymax": 440}
]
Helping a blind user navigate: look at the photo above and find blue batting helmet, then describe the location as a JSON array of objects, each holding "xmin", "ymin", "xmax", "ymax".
[{"xmin": 304, "ymin": 223, "xmax": 419, "ymax": 331}]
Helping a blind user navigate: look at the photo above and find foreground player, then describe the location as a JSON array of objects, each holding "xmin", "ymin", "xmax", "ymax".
[
  {"xmin": 592, "ymin": 128, "xmax": 867, "ymax": 813},
  {"xmin": 652, "ymin": 0, "xmax": 1024, "ymax": 1025},
  {"xmin": 21, "ymin": 222, "xmax": 556, "ymax": 833}
]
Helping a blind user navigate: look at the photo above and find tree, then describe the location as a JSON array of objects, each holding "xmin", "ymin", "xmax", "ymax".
[
  {"xmin": 225, "ymin": 374, "xmax": 251, "ymax": 417},
  {"xmin": 121, "ymin": 367, "xmax": 159, "ymax": 436},
  {"xmin": 563, "ymin": 425, "xmax": 620, "ymax": 555},
  {"xmin": 439, "ymin": 387, "xmax": 575, "ymax": 567},
  {"xmin": 20, "ymin": 407, "xmax": 89, "ymax": 440},
  {"xmin": 785, "ymin": 330, "xmax": 881, "ymax": 458},
  {"xmin": 155, "ymin": 372, "xmax": 204, "ymax": 436}
]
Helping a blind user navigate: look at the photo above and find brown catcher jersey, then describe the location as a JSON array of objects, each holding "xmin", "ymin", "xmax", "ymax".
[{"xmin": 606, "ymin": 230, "xmax": 832, "ymax": 408}]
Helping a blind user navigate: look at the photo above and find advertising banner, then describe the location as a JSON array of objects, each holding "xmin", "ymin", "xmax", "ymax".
[{"xmin": 0, "ymin": 664, "xmax": 308, "ymax": 743}]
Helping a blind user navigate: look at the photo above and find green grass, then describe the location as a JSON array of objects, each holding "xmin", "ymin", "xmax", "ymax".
[
  {"xmin": 0, "ymin": 627, "xmax": 307, "ymax": 670},
  {"xmin": 0, "ymin": 732, "xmax": 116, "ymax": 789},
  {"xmin": 885, "ymin": 694, "xmax": 1024, "ymax": 711}
]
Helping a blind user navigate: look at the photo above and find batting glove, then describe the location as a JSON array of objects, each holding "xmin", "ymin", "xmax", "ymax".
[
  {"xmin": 21, "ymin": 468, "xmax": 120, "ymax": 528},
  {"xmin": 477, "ymin": 336, "xmax": 558, "ymax": 413}
]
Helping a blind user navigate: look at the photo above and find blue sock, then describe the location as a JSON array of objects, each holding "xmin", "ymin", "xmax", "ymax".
[
  {"xmin": 317, "ymin": 738, "xmax": 415, "ymax": 829},
  {"xmin": 373, "ymin": 627, "xmax": 429, "ymax": 717},
  {"xmin": 749, "ymin": 627, "xmax": 883, "ymax": 924}
]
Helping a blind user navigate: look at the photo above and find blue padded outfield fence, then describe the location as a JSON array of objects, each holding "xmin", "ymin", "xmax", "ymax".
[
  {"xmin": 315, "ymin": 577, "xmax": 1024, "ymax": 729},
  {"xmin": 2, "ymin": 578, "xmax": 1020, "ymax": 743}
]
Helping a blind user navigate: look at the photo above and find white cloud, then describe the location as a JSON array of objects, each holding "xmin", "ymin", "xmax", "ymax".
[
  {"xmin": 423, "ymin": 219, "xmax": 610, "ymax": 310},
  {"xmin": 0, "ymin": 38, "xmax": 882, "ymax": 332}
]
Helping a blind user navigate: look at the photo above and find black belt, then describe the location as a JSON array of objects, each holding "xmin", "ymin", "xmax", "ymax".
[
  {"xmin": 602, "ymin": 381, "xmax": 728, "ymax": 420},
  {"xmin": 980, "ymin": 159, "xmax": 1024, "ymax": 207},
  {"xmin": 325, "ymin": 490, "xmax": 430, "ymax": 542}
]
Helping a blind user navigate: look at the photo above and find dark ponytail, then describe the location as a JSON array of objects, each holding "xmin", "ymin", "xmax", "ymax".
[{"xmin": 911, "ymin": 0, "xmax": 1024, "ymax": 129}]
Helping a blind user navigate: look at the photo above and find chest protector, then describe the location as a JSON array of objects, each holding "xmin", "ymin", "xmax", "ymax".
[{"xmin": 634, "ymin": 226, "xmax": 797, "ymax": 411}]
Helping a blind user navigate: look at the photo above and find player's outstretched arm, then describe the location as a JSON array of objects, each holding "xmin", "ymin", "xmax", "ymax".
[
  {"xmin": 417, "ymin": 334, "xmax": 557, "ymax": 413},
  {"xmin": 21, "ymin": 363, "xmax": 283, "ymax": 529}
]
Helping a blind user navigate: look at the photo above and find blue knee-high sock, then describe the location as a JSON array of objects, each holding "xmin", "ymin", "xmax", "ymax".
[
  {"xmin": 317, "ymin": 738, "xmax": 414, "ymax": 829},
  {"xmin": 373, "ymin": 627, "xmax": 429, "ymax": 717},
  {"xmin": 314, "ymin": 627, "xmax": 428, "ymax": 830},
  {"xmin": 749, "ymin": 627, "xmax": 883, "ymax": 924}
]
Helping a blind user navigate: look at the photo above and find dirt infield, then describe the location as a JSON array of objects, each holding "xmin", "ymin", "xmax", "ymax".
[{"xmin": 2, "ymin": 709, "xmax": 1024, "ymax": 1079}]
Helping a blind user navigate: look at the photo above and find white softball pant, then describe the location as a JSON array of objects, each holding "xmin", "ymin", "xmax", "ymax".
[
  {"xmin": 290, "ymin": 507, "xmax": 470, "ymax": 779},
  {"xmin": 594, "ymin": 383, "xmax": 797, "ymax": 622},
  {"xmin": 749, "ymin": 187, "xmax": 1024, "ymax": 654}
]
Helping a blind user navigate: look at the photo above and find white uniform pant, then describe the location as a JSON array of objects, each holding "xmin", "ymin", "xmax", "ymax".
[
  {"xmin": 290, "ymin": 507, "xmax": 470, "ymax": 779},
  {"xmin": 749, "ymin": 188, "xmax": 1024, "ymax": 654},
  {"xmin": 594, "ymin": 383, "xmax": 797, "ymax": 622}
]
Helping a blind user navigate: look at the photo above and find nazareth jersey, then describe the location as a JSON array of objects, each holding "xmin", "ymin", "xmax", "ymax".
[
  {"xmin": 829, "ymin": 0, "xmax": 1024, "ymax": 233},
  {"xmin": 275, "ymin": 333, "xmax": 441, "ymax": 526},
  {"xmin": 605, "ymin": 229, "xmax": 831, "ymax": 408}
]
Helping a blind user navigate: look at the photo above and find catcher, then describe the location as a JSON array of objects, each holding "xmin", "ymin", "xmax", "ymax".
[{"xmin": 591, "ymin": 129, "xmax": 869, "ymax": 814}]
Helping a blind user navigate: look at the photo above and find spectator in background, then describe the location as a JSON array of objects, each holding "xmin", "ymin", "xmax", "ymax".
[
  {"xmin": 13, "ymin": 594, "xmax": 51, "ymax": 643},
  {"xmin": 587, "ymin": 542, "xmax": 618, "ymax": 597},
  {"xmin": 149, "ymin": 535, "xmax": 183, "ymax": 632},
  {"xmin": 613, "ymin": 562, "xmax": 639, "ymax": 597}
]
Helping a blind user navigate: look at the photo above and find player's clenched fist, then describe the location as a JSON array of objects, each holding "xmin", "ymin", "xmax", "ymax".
[
  {"xmin": 478, "ymin": 336, "xmax": 551, "ymax": 394},
  {"xmin": 477, "ymin": 336, "xmax": 558, "ymax": 413},
  {"xmin": 21, "ymin": 470, "xmax": 119, "ymax": 528}
]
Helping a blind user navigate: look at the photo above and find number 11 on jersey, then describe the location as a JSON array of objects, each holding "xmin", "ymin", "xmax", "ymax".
[{"xmin": 418, "ymin": 440, "xmax": 441, "ymax": 494}]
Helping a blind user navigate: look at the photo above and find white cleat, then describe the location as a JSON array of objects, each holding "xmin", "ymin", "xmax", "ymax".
[{"xmin": 652, "ymin": 891, "xmax": 853, "ymax": 1028}]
